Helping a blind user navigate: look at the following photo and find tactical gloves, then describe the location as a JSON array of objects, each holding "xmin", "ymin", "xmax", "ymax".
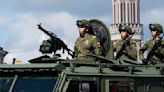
[{"xmin": 142, "ymin": 59, "xmax": 150, "ymax": 65}]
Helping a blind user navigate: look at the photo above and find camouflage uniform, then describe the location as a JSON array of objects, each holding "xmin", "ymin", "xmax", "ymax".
[
  {"xmin": 139, "ymin": 24, "xmax": 164, "ymax": 64},
  {"xmin": 114, "ymin": 40, "xmax": 137, "ymax": 61},
  {"xmin": 139, "ymin": 40, "xmax": 164, "ymax": 64},
  {"xmin": 114, "ymin": 25, "xmax": 137, "ymax": 61},
  {"xmin": 74, "ymin": 19, "xmax": 102, "ymax": 59},
  {"xmin": 74, "ymin": 33, "xmax": 101, "ymax": 59}
]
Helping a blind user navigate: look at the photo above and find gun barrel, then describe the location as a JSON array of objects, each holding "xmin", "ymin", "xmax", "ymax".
[{"xmin": 37, "ymin": 24, "xmax": 55, "ymax": 38}]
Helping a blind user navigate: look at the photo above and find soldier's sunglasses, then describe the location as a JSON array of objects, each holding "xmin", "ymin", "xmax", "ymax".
[
  {"xmin": 119, "ymin": 29, "xmax": 126, "ymax": 33},
  {"xmin": 150, "ymin": 30, "xmax": 157, "ymax": 32},
  {"xmin": 119, "ymin": 25, "xmax": 126, "ymax": 33},
  {"xmin": 77, "ymin": 20, "xmax": 84, "ymax": 28}
]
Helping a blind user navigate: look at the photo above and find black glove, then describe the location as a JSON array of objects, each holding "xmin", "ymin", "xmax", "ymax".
[
  {"xmin": 154, "ymin": 40, "xmax": 161, "ymax": 48},
  {"xmin": 125, "ymin": 40, "xmax": 130, "ymax": 45},
  {"xmin": 142, "ymin": 59, "xmax": 149, "ymax": 65},
  {"xmin": 121, "ymin": 41, "xmax": 126, "ymax": 50}
]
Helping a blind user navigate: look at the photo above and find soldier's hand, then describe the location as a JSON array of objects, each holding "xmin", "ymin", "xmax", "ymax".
[
  {"xmin": 154, "ymin": 49, "xmax": 159, "ymax": 54},
  {"xmin": 155, "ymin": 40, "xmax": 161, "ymax": 47},
  {"xmin": 125, "ymin": 40, "xmax": 130, "ymax": 45},
  {"xmin": 142, "ymin": 59, "xmax": 149, "ymax": 65},
  {"xmin": 122, "ymin": 49, "xmax": 127, "ymax": 54},
  {"xmin": 121, "ymin": 42, "xmax": 126, "ymax": 50}
]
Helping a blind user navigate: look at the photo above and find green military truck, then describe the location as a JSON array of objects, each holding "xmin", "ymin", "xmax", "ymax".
[
  {"xmin": 1, "ymin": 58, "xmax": 164, "ymax": 92},
  {"xmin": 0, "ymin": 19, "xmax": 164, "ymax": 92}
]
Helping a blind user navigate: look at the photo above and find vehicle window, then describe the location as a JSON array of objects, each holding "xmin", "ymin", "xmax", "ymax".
[
  {"xmin": 12, "ymin": 76, "xmax": 58, "ymax": 92},
  {"xmin": 67, "ymin": 81, "xmax": 97, "ymax": 92},
  {"xmin": 0, "ymin": 77, "xmax": 14, "ymax": 92},
  {"xmin": 109, "ymin": 81, "xmax": 133, "ymax": 92},
  {"xmin": 135, "ymin": 78, "xmax": 164, "ymax": 92}
]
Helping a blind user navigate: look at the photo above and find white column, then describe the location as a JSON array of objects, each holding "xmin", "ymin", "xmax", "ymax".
[
  {"xmin": 122, "ymin": 2, "xmax": 125, "ymax": 23},
  {"xmin": 138, "ymin": 2, "xmax": 140, "ymax": 23},
  {"xmin": 129, "ymin": 1, "xmax": 132, "ymax": 23},
  {"xmin": 125, "ymin": 2, "xmax": 128, "ymax": 23},
  {"xmin": 115, "ymin": 2, "xmax": 118, "ymax": 23},
  {"xmin": 135, "ymin": 1, "xmax": 138, "ymax": 23},
  {"xmin": 112, "ymin": 2, "xmax": 115, "ymax": 23},
  {"xmin": 132, "ymin": 2, "xmax": 134, "ymax": 23},
  {"xmin": 118, "ymin": 2, "xmax": 121, "ymax": 23}
]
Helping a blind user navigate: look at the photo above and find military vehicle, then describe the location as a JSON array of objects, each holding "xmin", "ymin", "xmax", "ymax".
[{"xmin": 0, "ymin": 19, "xmax": 164, "ymax": 92}]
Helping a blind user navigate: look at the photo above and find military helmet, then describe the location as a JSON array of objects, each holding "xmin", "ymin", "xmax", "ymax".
[
  {"xmin": 119, "ymin": 25, "xmax": 133, "ymax": 35},
  {"xmin": 149, "ymin": 24, "xmax": 163, "ymax": 34},
  {"xmin": 76, "ymin": 19, "xmax": 91, "ymax": 28}
]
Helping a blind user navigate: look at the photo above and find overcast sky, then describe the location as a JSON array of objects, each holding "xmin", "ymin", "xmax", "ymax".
[{"xmin": 0, "ymin": 0, "xmax": 164, "ymax": 64}]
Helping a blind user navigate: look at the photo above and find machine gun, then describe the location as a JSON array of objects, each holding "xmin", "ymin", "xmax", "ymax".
[
  {"xmin": 115, "ymin": 32, "xmax": 135, "ymax": 60},
  {"xmin": 37, "ymin": 24, "xmax": 74, "ymax": 57}
]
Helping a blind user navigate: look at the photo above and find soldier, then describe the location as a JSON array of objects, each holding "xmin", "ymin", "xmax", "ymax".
[
  {"xmin": 74, "ymin": 19, "xmax": 102, "ymax": 59},
  {"xmin": 0, "ymin": 47, "xmax": 8, "ymax": 63},
  {"xmin": 139, "ymin": 24, "xmax": 164, "ymax": 65},
  {"xmin": 113, "ymin": 25, "xmax": 137, "ymax": 63}
]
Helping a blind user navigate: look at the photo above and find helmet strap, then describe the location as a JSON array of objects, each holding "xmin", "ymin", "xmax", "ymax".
[
  {"xmin": 161, "ymin": 32, "xmax": 164, "ymax": 39},
  {"xmin": 157, "ymin": 31, "xmax": 161, "ymax": 36},
  {"xmin": 157, "ymin": 32, "xmax": 164, "ymax": 40}
]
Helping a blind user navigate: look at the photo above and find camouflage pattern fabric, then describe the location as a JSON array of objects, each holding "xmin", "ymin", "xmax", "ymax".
[
  {"xmin": 113, "ymin": 40, "xmax": 137, "ymax": 61},
  {"xmin": 74, "ymin": 33, "xmax": 102, "ymax": 59},
  {"xmin": 139, "ymin": 39, "xmax": 164, "ymax": 64}
]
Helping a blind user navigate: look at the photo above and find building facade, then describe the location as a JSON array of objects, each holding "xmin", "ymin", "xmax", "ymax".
[{"xmin": 110, "ymin": 0, "xmax": 143, "ymax": 45}]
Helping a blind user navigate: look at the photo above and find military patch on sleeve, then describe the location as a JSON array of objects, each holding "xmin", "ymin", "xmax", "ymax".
[
  {"xmin": 97, "ymin": 42, "xmax": 101, "ymax": 48},
  {"xmin": 131, "ymin": 42, "xmax": 137, "ymax": 47},
  {"xmin": 92, "ymin": 36, "xmax": 96, "ymax": 39},
  {"xmin": 85, "ymin": 40, "xmax": 89, "ymax": 44}
]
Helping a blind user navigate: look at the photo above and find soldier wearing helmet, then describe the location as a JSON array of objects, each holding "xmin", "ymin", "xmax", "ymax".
[
  {"xmin": 113, "ymin": 25, "xmax": 137, "ymax": 63},
  {"xmin": 139, "ymin": 24, "xmax": 164, "ymax": 65},
  {"xmin": 74, "ymin": 19, "xmax": 102, "ymax": 59}
]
